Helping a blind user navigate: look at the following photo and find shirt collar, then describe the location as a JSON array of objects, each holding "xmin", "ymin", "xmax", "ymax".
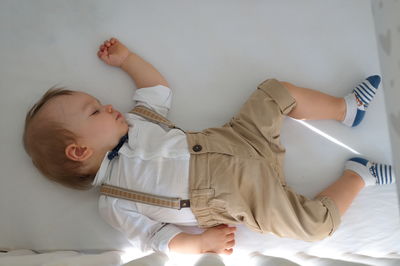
[
  {"xmin": 92, "ymin": 153, "xmax": 111, "ymax": 187},
  {"xmin": 92, "ymin": 133, "xmax": 130, "ymax": 187}
]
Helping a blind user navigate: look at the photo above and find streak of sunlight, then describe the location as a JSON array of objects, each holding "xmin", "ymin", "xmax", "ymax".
[
  {"xmin": 294, "ymin": 120, "xmax": 361, "ymax": 155},
  {"xmin": 121, "ymin": 247, "xmax": 153, "ymax": 264}
]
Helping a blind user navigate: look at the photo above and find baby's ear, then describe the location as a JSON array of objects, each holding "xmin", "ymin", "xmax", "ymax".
[{"xmin": 65, "ymin": 144, "xmax": 93, "ymax": 161}]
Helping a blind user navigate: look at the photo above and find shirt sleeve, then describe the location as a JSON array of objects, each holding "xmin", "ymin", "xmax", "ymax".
[
  {"xmin": 99, "ymin": 196, "xmax": 182, "ymax": 254},
  {"xmin": 132, "ymin": 85, "xmax": 173, "ymax": 118}
]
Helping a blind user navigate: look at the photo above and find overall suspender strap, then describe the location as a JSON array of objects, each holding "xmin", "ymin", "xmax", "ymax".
[
  {"xmin": 130, "ymin": 105, "xmax": 179, "ymax": 129},
  {"xmin": 100, "ymin": 184, "xmax": 190, "ymax": 210},
  {"xmin": 100, "ymin": 105, "xmax": 190, "ymax": 209}
]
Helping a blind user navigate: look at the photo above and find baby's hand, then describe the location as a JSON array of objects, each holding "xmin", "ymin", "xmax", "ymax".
[
  {"xmin": 97, "ymin": 38, "xmax": 131, "ymax": 67},
  {"xmin": 200, "ymin": 224, "xmax": 236, "ymax": 255}
]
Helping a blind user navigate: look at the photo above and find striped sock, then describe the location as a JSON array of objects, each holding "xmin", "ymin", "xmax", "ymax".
[
  {"xmin": 342, "ymin": 75, "xmax": 381, "ymax": 127},
  {"xmin": 345, "ymin": 157, "xmax": 396, "ymax": 186}
]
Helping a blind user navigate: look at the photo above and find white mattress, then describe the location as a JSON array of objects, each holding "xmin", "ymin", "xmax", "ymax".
[{"xmin": 0, "ymin": 0, "xmax": 398, "ymax": 264}]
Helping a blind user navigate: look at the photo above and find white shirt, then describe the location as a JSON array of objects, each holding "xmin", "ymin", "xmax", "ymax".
[{"xmin": 92, "ymin": 85, "xmax": 198, "ymax": 253}]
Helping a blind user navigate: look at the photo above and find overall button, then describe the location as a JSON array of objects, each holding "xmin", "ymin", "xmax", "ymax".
[{"xmin": 192, "ymin": 144, "xmax": 202, "ymax": 152}]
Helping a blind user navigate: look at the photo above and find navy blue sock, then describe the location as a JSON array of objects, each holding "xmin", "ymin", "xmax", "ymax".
[{"xmin": 342, "ymin": 75, "xmax": 381, "ymax": 127}]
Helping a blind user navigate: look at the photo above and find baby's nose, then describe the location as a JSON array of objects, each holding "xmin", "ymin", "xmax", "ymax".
[{"xmin": 106, "ymin": 105, "xmax": 113, "ymax": 113}]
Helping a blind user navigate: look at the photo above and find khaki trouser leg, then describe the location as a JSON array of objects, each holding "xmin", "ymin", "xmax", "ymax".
[{"xmin": 186, "ymin": 79, "xmax": 341, "ymax": 241}]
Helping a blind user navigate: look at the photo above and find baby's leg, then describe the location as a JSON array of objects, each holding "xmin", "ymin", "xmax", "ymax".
[
  {"xmin": 281, "ymin": 76, "xmax": 380, "ymax": 126},
  {"xmin": 316, "ymin": 170, "xmax": 365, "ymax": 216},
  {"xmin": 316, "ymin": 158, "xmax": 395, "ymax": 215},
  {"xmin": 281, "ymin": 81, "xmax": 346, "ymax": 121}
]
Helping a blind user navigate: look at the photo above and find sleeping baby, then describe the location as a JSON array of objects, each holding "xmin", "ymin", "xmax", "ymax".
[{"xmin": 23, "ymin": 38, "xmax": 396, "ymax": 254}]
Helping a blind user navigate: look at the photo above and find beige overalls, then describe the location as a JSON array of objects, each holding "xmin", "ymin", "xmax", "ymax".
[{"xmin": 186, "ymin": 79, "xmax": 340, "ymax": 241}]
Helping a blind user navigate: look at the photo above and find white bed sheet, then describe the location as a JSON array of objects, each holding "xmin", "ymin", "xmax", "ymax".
[
  {"xmin": 0, "ymin": 250, "xmax": 122, "ymax": 266},
  {"xmin": 0, "ymin": 0, "xmax": 398, "ymax": 263}
]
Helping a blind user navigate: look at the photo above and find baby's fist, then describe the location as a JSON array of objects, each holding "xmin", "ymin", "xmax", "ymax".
[{"xmin": 97, "ymin": 38, "xmax": 130, "ymax": 67}]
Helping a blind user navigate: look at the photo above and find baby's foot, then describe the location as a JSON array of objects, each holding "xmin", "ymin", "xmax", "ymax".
[
  {"xmin": 97, "ymin": 37, "xmax": 130, "ymax": 67},
  {"xmin": 345, "ymin": 157, "xmax": 395, "ymax": 186},
  {"xmin": 342, "ymin": 75, "xmax": 381, "ymax": 127}
]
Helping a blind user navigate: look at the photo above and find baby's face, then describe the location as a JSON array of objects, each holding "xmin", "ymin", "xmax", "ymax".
[{"xmin": 40, "ymin": 91, "xmax": 129, "ymax": 152}]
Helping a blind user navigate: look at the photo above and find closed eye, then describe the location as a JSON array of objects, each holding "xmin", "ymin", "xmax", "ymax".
[{"xmin": 91, "ymin": 110, "xmax": 99, "ymax": 116}]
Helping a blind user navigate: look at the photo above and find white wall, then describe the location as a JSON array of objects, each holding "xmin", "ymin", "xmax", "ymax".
[{"xmin": 371, "ymin": 0, "xmax": 400, "ymax": 207}]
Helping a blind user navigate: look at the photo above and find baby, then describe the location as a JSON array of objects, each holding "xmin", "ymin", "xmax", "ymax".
[{"xmin": 23, "ymin": 38, "xmax": 396, "ymax": 255}]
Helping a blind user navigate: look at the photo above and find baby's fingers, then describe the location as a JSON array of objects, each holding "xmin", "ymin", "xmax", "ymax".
[
  {"xmin": 228, "ymin": 238, "xmax": 235, "ymax": 246},
  {"xmin": 222, "ymin": 248, "xmax": 234, "ymax": 255},
  {"xmin": 104, "ymin": 37, "xmax": 118, "ymax": 47},
  {"xmin": 97, "ymin": 48, "xmax": 107, "ymax": 56},
  {"xmin": 226, "ymin": 232, "xmax": 235, "ymax": 242},
  {"xmin": 97, "ymin": 51, "xmax": 109, "ymax": 62},
  {"xmin": 103, "ymin": 40, "xmax": 112, "ymax": 47}
]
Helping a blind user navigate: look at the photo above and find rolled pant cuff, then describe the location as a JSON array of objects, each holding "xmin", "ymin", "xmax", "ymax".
[{"xmin": 316, "ymin": 196, "xmax": 342, "ymax": 236}]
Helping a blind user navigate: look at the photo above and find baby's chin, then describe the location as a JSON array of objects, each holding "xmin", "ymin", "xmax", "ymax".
[
  {"xmin": 121, "ymin": 123, "xmax": 129, "ymax": 135},
  {"xmin": 115, "ymin": 130, "xmax": 129, "ymax": 144}
]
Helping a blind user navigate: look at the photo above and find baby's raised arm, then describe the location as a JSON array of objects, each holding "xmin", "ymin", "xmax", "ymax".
[{"xmin": 97, "ymin": 38, "xmax": 169, "ymax": 88}]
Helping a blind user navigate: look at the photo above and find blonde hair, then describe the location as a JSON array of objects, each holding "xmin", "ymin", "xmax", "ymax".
[{"xmin": 23, "ymin": 88, "xmax": 95, "ymax": 190}]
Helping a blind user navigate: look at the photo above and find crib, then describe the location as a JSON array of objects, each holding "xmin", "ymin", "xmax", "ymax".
[{"xmin": 1, "ymin": 0, "xmax": 399, "ymax": 265}]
